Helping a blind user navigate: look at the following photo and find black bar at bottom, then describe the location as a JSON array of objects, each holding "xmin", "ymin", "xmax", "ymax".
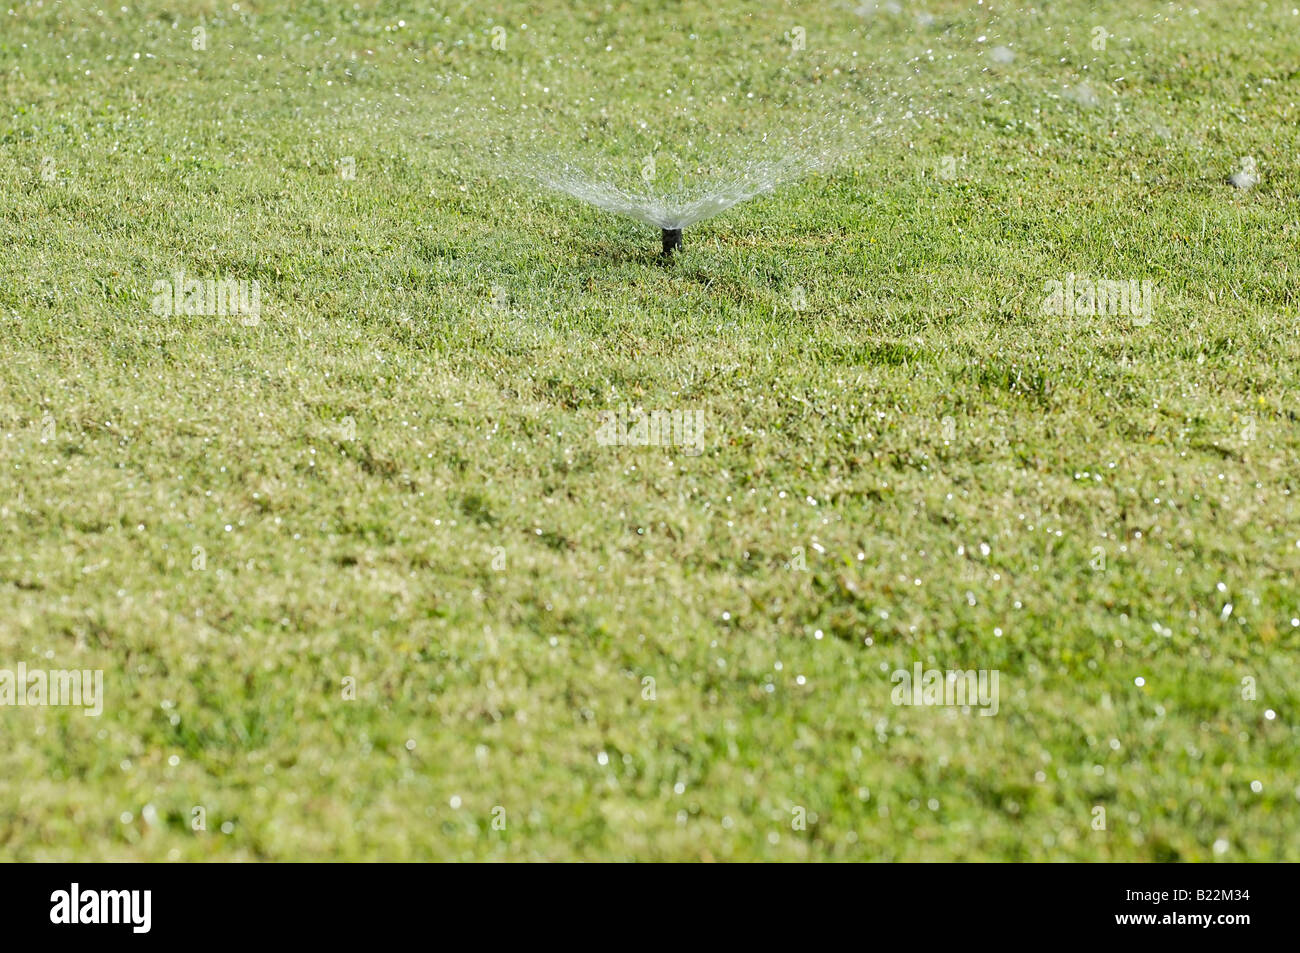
[{"xmin": 0, "ymin": 863, "xmax": 1279, "ymax": 942}]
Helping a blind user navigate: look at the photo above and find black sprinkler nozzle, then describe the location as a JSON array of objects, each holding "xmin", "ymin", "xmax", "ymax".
[{"xmin": 661, "ymin": 227, "xmax": 683, "ymax": 256}]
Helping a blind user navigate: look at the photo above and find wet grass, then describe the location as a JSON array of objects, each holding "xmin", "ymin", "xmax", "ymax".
[{"xmin": 0, "ymin": 1, "xmax": 1297, "ymax": 860}]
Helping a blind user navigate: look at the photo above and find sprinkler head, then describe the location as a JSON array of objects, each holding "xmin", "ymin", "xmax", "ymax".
[{"xmin": 661, "ymin": 227, "xmax": 683, "ymax": 256}]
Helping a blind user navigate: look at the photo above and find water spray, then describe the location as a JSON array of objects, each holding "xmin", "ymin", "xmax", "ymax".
[{"xmin": 433, "ymin": 4, "xmax": 1145, "ymax": 260}]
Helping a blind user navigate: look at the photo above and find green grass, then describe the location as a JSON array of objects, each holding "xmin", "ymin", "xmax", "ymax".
[{"xmin": 1, "ymin": 0, "xmax": 1297, "ymax": 861}]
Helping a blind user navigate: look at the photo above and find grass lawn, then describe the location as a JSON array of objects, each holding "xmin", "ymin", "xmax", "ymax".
[{"xmin": 1, "ymin": 0, "xmax": 1297, "ymax": 860}]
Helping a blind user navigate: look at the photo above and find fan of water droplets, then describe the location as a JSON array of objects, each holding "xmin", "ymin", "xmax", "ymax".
[
  {"xmin": 421, "ymin": 0, "xmax": 1167, "ymax": 246},
  {"xmin": 435, "ymin": 2, "xmax": 956, "ymax": 236}
]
